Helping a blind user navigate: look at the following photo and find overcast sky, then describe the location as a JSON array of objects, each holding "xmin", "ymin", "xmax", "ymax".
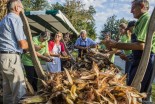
[{"xmin": 48, "ymin": 0, "xmax": 155, "ymax": 35}]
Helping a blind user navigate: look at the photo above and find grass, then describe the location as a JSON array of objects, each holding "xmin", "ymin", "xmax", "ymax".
[{"xmin": 152, "ymin": 83, "xmax": 155, "ymax": 103}]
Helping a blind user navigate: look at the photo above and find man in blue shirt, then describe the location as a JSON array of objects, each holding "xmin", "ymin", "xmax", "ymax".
[
  {"xmin": 75, "ymin": 30, "xmax": 97, "ymax": 57},
  {"xmin": 0, "ymin": 1, "xmax": 28, "ymax": 104}
]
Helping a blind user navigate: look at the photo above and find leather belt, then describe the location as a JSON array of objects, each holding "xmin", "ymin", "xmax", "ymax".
[{"xmin": 0, "ymin": 51, "xmax": 21, "ymax": 55}]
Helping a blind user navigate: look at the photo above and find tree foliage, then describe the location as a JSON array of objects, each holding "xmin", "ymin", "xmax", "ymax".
[
  {"xmin": 22, "ymin": 0, "xmax": 97, "ymax": 40},
  {"xmin": 100, "ymin": 15, "xmax": 128, "ymax": 40},
  {"xmin": 52, "ymin": 0, "xmax": 97, "ymax": 40},
  {"xmin": 22, "ymin": 0, "xmax": 51, "ymax": 11}
]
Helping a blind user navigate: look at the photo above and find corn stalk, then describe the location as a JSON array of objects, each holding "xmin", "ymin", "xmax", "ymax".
[{"xmin": 0, "ymin": 0, "xmax": 8, "ymax": 21}]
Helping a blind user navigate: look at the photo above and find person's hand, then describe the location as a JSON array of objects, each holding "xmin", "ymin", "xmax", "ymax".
[
  {"xmin": 40, "ymin": 44, "xmax": 45, "ymax": 48},
  {"xmin": 119, "ymin": 54, "xmax": 129, "ymax": 61},
  {"xmin": 109, "ymin": 40, "xmax": 117, "ymax": 47},
  {"xmin": 56, "ymin": 54, "xmax": 61, "ymax": 57},
  {"xmin": 81, "ymin": 47, "xmax": 88, "ymax": 50},
  {"xmin": 100, "ymin": 40, "xmax": 106, "ymax": 44},
  {"xmin": 106, "ymin": 40, "xmax": 117, "ymax": 50},
  {"xmin": 23, "ymin": 49, "xmax": 29, "ymax": 54},
  {"xmin": 60, "ymin": 56, "xmax": 71, "ymax": 60},
  {"xmin": 103, "ymin": 40, "xmax": 112, "ymax": 50},
  {"xmin": 85, "ymin": 46, "xmax": 90, "ymax": 50},
  {"xmin": 43, "ymin": 56, "xmax": 53, "ymax": 62},
  {"xmin": 68, "ymin": 56, "xmax": 72, "ymax": 60}
]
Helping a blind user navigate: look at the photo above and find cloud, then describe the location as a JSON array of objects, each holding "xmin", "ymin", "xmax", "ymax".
[
  {"xmin": 94, "ymin": 0, "xmax": 155, "ymax": 35},
  {"xmin": 81, "ymin": 0, "xmax": 107, "ymax": 10},
  {"xmin": 149, "ymin": 0, "xmax": 155, "ymax": 4},
  {"xmin": 47, "ymin": 0, "xmax": 65, "ymax": 4},
  {"xmin": 48, "ymin": 0, "xmax": 155, "ymax": 35}
]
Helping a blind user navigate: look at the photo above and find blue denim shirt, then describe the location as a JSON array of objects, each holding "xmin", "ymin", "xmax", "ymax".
[
  {"xmin": 0, "ymin": 13, "xmax": 26, "ymax": 53},
  {"xmin": 74, "ymin": 37, "xmax": 96, "ymax": 47}
]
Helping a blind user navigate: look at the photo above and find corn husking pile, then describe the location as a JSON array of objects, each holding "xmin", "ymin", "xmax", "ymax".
[
  {"xmin": 63, "ymin": 49, "xmax": 114, "ymax": 70},
  {"xmin": 0, "ymin": 1, "xmax": 147, "ymax": 104},
  {"xmin": 20, "ymin": 49, "xmax": 146, "ymax": 104}
]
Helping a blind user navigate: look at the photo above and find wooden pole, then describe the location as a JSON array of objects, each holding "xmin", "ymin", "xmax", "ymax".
[{"xmin": 20, "ymin": 11, "xmax": 46, "ymax": 80}]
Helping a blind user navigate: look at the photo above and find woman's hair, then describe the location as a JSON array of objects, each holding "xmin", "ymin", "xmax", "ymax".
[
  {"xmin": 119, "ymin": 23, "xmax": 127, "ymax": 29},
  {"xmin": 55, "ymin": 32, "xmax": 63, "ymax": 39}
]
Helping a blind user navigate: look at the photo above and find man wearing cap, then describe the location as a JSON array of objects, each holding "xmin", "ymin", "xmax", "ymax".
[
  {"xmin": 104, "ymin": 0, "xmax": 155, "ymax": 97},
  {"xmin": 22, "ymin": 31, "xmax": 52, "ymax": 92},
  {"xmin": 75, "ymin": 30, "xmax": 97, "ymax": 57}
]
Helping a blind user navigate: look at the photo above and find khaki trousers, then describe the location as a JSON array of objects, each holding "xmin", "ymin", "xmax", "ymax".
[{"xmin": 0, "ymin": 54, "xmax": 26, "ymax": 104}]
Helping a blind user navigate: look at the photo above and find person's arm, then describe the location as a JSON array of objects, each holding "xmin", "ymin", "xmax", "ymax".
[
  {"xmin": 34, "ymin": 44, "xmax": 42, "ymax": 51},
  {"xmin": 16, "ymin": 18, "xmax": 28, "ymax": 50},
  {"xmin": 49, "ymin": 52, "xmax": 60, "ymax": 57},
  {"xmin": 18, "ymin": 40, "xmax": 28, "ymax": 50},
  {"xmin": 89, "ymin": 44, "xmax": 97, "ymax": 48},
  {"xmin": 12, "ymin": 17, "xmax": 28, "ymax": 50},
  {"xmin": 88, "ymin": 38, "xmax": 97, "ymax": 48},
  {"xmin": 74, "ymin": 45, "xmax": 87, "ymax": 50},
  {"xmin": 62, "ymin": 51, "xmax": 67, "ymax": 56},
  {"xmin": 110, "ymin": 41, "xmax": 145, "ymax": 50},
  {"xmin": 36, "ymin": 52, "xmax": 52, "ymax": 62},
  {"xmin": 74, "ymin": 38, "xmax": 87, "ymax": 50},
  {"xmin": 119, "ymin": 53, "xmax": 129, "ymax": 61},
  {"xmin": 61, "ymin": 42, "xmax": 67, "ymax": 56}
]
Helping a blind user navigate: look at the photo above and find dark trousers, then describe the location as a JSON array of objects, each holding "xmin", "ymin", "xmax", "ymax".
[
  {"xmin": 24, "ymin": 65, "xmax": 38, "ymax": 92},
  {"xmin": 127, "ymin": 54, "xmax": 155, "ymax": 92},
  {"xmin": 125, "ymin": 61, "xmax": 132, "ymax": 84}
]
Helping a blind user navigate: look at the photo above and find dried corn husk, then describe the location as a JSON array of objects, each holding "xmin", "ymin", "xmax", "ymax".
[
  {"xmin": 20, "ymin": 62, "xmax": 146, "ymax": 104},
  {"xmin": 0, "ymin": 0, "xmax": 8, "ymax": 21}
]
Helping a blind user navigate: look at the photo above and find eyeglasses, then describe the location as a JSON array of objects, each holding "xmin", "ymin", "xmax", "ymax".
[
  {"xmin": 18, "ymin": 6, "xmax": 24, "ymax": 9},
  {"xmin": 56, "ymin": 35, "xmax": 61, "ymax": 38}
]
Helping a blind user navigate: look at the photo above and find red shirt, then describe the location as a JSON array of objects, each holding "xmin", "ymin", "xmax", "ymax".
[{"xmin": 48, "ymin": 41, "xmax": 65, "ymax": 52}]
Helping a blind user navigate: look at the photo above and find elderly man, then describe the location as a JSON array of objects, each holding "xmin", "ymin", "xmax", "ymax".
[
  {"xmin": 0, "ymin": 0, "xmax": 28, "ymax": 104},
  {"xmin": 105, "ymin": 0, "xmax": 155, "ymax": 96},
  {"xmin": 75, "ymin": 30, "xmax": 97, "ymax": 57}
]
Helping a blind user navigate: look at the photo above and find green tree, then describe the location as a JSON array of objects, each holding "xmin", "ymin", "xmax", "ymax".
[
  {"xmin": 100, "ymin": 15, "xmax": 128, "ymax": 40},
  {"xmin": 52, "ymin": 0, "xmax": 97, "ymax": 40},
  {"xmin": 51, "ymin": 2, "xmax": 64, "ymax": 10},
  {"xmin": 22, "ymin": 0, "xmax": 97, "ymax": 40},
  {"xmin": 22, "ymin": 0, "xmax": 51, "ymax": 11}
]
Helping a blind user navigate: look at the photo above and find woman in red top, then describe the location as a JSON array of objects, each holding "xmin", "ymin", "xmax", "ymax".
[{"xmin": 47, "ymin": 32, "xmax": 67, "ymax": 72}]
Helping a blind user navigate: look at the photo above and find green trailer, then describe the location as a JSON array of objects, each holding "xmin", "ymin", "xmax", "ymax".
[{"xmin": 25, "ymin": 10, "xmax": 79, "ymax": 36}]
